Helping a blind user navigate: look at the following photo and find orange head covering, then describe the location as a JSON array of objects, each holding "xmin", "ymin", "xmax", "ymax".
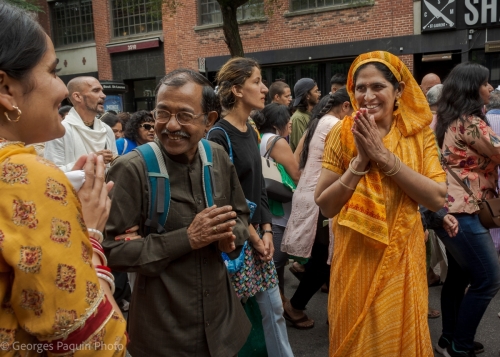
[
  {"xmin": 346, "ymin": 51, "xmax": 432, "ymax": 136},
  {"xmin": 337, "ymin": 51, "xmax": 431, "ymax": 244}
]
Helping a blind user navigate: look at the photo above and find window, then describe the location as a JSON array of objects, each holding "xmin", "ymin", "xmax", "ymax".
[
  {"xmin": 111, "ymin": 0, "xmax": 162, "ymax": 38},
  {"xmin": 291, "ymin": 0, "xmax": 360, "ymax": 12},
  {"xmin": 199, "ymin": 0, "xmax": 264, "ymax": 25},
  {"xmin": 51, "ymin": 0, "xmax": 95, "ymax": 47},
  {"xmin": 271, "ymin": 65, "xmax": 296, "ymax": 88}
]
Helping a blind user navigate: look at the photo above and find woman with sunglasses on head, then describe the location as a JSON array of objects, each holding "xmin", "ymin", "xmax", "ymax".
[
  {"xmin": 0, "ymin": 3, "xmax": 127, "ymax": 355},
  {"xmin": 433, "ymin": 62, "xmax": 500, "ymax": 357},
  {"xmin": 208, "ymin": 57, "xmax": 294, "ymax": 357},
  {"xmin": 116, "ymin": 110, "xmax": 155, "ymax": 155}
]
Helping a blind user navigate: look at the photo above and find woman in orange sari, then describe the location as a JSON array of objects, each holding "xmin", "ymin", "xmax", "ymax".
[{"xmin": 315, "ymin": 51, "xmax": 447, "ymax": 356}]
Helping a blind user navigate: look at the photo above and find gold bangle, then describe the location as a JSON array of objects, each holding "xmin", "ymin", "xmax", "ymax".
[
  {"xmin": 376, "ymin": 153, "xmax": 391, "ymax": 170},
  {"xmin": 338, "ymin": 176, "xmax": 356, "ymax": 191},
  {"xmin": 348, "ymin": 158, "xmax": 370, "ymax": 176},
  {"xmin": 382, "ymin": 154, "xmax": 398, "ymax": 175},
  {"xmin": 384, "ymin": 155, "xmax": 402, "ymax": 177}
]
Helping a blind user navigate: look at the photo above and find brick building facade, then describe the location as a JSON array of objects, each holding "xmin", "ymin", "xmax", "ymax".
[{"xmin": 39, "ymin": 0, "xmax": 500, "ymax": 112}]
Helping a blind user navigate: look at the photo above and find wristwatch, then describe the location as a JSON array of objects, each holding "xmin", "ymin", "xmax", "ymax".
[{"xmin": 263, "ymin": 230, "xmax": 274, "ymax": 236}]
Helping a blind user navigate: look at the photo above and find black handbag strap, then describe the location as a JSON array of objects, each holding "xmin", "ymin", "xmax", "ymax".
[{"xmin": 264, "ymin": 135, "xmax": 282, "ymax": 159}]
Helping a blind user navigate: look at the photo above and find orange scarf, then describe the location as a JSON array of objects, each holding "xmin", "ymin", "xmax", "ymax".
[{"xmin": 337, "ymin": 51, "xmax": 432, "ymax": 244}]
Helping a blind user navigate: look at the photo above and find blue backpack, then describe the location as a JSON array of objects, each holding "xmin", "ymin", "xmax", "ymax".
[{"xmin": 134, "ymin": 139, "xmax": 215, "ymax": 235}]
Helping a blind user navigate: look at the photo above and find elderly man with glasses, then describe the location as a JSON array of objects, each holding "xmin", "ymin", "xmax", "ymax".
[{"xmin": 104, "ymin": 69, "xmax": 251, "ymax": 357}]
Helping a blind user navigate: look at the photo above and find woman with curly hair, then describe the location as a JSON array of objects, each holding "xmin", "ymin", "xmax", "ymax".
[{"xmin": 116, "ymin": 110, "xmax": 155, "ymax": 155}]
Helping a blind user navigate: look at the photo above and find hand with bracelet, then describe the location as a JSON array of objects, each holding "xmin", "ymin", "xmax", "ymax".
[
  {"xmin": 261, "ymin": 224, "xmax": 275, "ymax": 260},
  {"xmin": 351, "ymin": 107, "xmax": 446, "ymax": 211},
  {"xmin": 352, "ymin": 108, "xmax": 397, "ymax": 173},
  {"xmin": 248, "ymin": 224, "xmax": 273, "ymax": 262}
]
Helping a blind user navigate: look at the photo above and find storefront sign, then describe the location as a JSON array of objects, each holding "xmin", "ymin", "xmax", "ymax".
[
  {"xmin": 102, "ymin": 83, "xmax": 126, "ymax": 91},
  {"xmin": 460, "ymin": 0, "xmax": 500, "ymax": 28},
  {"xmin": 106, "ymin": 38, "xmax": 160, "ymax": 54},
  {"xmin": 422, "ymin": 0, "xmax": 457, "ymax": 32},
  {"xmin": 423, "ymin": 0, "xmax": 500, "ymax": 32}
]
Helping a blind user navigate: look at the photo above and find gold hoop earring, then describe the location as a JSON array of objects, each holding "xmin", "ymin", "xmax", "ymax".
[{"xmin": 4, "ymin": 106, "xmax": 22, "ymax": 122}]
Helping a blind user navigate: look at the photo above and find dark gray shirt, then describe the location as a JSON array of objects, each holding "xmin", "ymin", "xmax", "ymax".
[{"xmin": 104, "ymin": 140, "xmax": 251, "ymax": 357}]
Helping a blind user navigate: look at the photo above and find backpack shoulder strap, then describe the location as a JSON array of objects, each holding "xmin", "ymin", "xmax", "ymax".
[
  {"xmin": 134, "ymin": 142, "xmax": 170, "ymax": 234},
  {"xmin": 199, "ymin": 139, "xmax": 214, "ymax": 207},
  {"xmin": 207, "ymin": 126, "xmax": 233, "ymax": 163}
]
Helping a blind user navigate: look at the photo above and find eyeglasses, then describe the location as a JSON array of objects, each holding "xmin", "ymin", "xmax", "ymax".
[
  {"xmin": 140, "ymin": 123, "xmax": 155, "ymax": 131},
  {"xmin": 152, "ymin": 109, "xmax": 206, "ymax": 126}
]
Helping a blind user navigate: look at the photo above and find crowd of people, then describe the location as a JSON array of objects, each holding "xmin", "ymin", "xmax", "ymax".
[{"xmin": 1, "ymin": 2, "xmax": 500, "ymax": 357}]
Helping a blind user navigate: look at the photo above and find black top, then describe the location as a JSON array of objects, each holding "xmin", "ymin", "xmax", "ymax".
[
  {"xmin": 419, "ymin": 205, "xmax": 447, "ymax": 232},
  {"xmin": 208, "ymin": 119, "xmax": 272, "ymax": 225}
]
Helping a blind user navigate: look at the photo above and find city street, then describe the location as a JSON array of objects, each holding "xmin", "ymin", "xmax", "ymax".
[{"xmin": 284, "ymin": 267, "xmax": 500, "ymax": 357}]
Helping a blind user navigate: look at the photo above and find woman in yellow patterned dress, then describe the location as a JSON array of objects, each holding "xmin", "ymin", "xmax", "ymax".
[
  {"xmin": 315, "ymin": 51, "xmax": 447, "ymax": 356},
  {"xmin": 0, "ymin": 3, "xmax": 127, "ymax": 356}
]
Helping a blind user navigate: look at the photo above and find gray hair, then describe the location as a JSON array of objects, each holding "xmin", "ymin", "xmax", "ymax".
[
  {"xmin": 486, "ymin": 90, "xmax": 500, "ymax": 111},
  {"xmin": 426, "ymin": 84, "xmax": 443, "ymax": 106}
]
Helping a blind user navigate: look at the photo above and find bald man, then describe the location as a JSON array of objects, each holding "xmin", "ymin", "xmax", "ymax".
[
  {"xmin": 420, "ymin": 73, "xmax": 441, "ymax": 95},
  {"xmin": 45, "ymin": 76, "xmax": 117, "ymax": 172}
]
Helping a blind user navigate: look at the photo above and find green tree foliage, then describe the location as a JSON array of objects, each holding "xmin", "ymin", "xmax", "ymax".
[{"xmin": 4, "ymin": 0, "xmax": 43, "ymax": 12}]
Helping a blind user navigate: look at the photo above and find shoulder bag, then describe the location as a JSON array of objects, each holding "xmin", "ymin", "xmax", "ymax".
[
  {"xmin": 445, "ymin": 161, "xmax": 500, "ymax": 228},
  {"xmin": 262, "ymin": 136, "xmax": 294, "ymax": 203}
]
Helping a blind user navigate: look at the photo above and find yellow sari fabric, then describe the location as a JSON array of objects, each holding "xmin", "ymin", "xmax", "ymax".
[
  {"xmin": 323, "ymin": 51, "xmax": 446, "ymax": 356},
  {"xmin": 0, "ymin": 140, "xmax": 127, "ymax": 356}
]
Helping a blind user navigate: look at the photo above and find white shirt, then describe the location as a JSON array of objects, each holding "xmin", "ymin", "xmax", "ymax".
[{"xmin": 44, "ymin": 108, "xmax": 117, "ymax": 172}]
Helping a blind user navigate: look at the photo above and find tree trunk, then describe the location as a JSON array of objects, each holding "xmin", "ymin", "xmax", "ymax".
[{"xmin": 218, "ymin": 0, "xmax": 247, "ymax": 57}]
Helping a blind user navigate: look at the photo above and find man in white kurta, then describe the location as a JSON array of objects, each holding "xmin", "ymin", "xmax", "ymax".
[{"xmin": 45, "ymin": 77, "xmax": 117, "ymax": 172}]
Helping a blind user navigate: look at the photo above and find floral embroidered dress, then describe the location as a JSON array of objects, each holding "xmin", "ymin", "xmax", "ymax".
[
  {"xmin": 0, "ymin": 139, "xmax": 127, "ymax": 356},
  {"xmin": 442, "ymin": 115, "xmax": 500, "ymax": 213}
]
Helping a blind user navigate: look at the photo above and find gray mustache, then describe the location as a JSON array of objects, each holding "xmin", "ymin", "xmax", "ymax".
[{"xmin": 161, "ymin": 129, "xmax": 190, "ymax": 138}]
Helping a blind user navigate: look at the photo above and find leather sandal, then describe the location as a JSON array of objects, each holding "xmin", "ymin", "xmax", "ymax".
[{"xmin": 283, "ymin": 310, "xmax": 315, "ymax": 330}]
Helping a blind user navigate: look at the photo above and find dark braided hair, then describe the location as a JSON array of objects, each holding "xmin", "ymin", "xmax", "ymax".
[{"xmin": 299, "ymin": 87, "xmax": 351, "ymax": 170}]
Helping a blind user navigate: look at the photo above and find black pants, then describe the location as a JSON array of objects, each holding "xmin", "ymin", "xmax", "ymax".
[
  {"xmin": 112, "ymin": 271, "xmax": 131, "ymax": 303},
  {"xmin": 290, "ymin": 213, "xmax": 330, "ymax": 310}
]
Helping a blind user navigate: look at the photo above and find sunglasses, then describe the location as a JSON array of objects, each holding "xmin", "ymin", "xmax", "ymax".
[{"xmin": 140, "ymin": 123, "xmax": 155, "ymax": 131}]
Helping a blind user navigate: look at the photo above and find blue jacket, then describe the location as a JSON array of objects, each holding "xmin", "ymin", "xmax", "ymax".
[{"xmin": 116, "ymin": 138, "xmax": 138, "ymax": 155}]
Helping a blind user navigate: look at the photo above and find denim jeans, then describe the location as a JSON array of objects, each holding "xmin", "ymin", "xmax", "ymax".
[
  {"xmin": 434, "ymin": 213, "xmax": 500, "ymax": 352},
  {"xmin": 254, "ymin": 285, "xmax": 294, "ymax": 357}
]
